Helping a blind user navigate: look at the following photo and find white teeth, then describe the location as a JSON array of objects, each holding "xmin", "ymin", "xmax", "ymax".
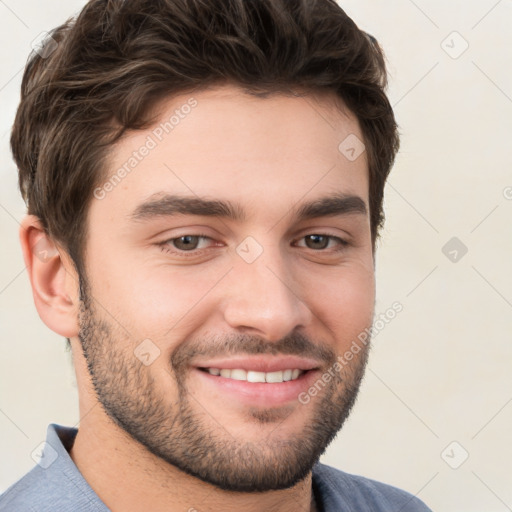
[
  {"xmin": 247, "ymin": 371, "xmax": 266, "ymax": 383},
  {"xmin": 205, "ymin": 368, "xmax": 304, "ymax": 383},
  {"xmin": 283, "ymin": 369, "xmax": 293, "ymax": 381},
  {"xmin": 229, "ymin": 369, "xmax": 247, "ymax": 381},
  {"xmin": 265, "ymin": 370, "xmax": 283, "ymax": 383}
]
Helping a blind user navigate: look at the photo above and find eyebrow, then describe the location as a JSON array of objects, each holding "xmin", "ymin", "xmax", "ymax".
[{"xmin": 129, "ymin": 192, "xmax": 367, "ymax": 223}]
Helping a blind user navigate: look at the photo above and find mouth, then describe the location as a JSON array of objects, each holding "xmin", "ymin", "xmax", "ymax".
[
  {"xmin": 198, "ymin": 367, "xmax": 306, "ymax": 383},
  {"xmin": 191, "ymin": 356, "xmax": 322, "ymax": 407}
]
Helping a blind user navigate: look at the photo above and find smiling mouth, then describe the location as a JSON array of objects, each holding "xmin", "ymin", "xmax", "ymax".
[{"xmin": 198, "ymin": 367, "xmax": 307, "ymax": 383}]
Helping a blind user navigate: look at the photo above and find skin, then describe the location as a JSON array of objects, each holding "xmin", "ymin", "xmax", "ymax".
[{"xmin": 20, "ymin": 83, "xmax": 375, "ymax": 512}]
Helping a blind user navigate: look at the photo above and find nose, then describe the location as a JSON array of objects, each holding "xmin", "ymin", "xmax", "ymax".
[{"xmin": 221, "ymin": 248, "xmax": 314, "ymax": 341}]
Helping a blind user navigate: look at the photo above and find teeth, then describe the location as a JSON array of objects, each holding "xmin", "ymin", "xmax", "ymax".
[
  {"xmin": 265, "ymin": 370, "xmax": 283, "ymax": 383},
  {"xmin": 247, "ymin": 371, "xmax": 266, "ymax": 383},
  {"xmin": 206, "ymin": 368, "xmax": 304, "ymax": 383},
  {"xmin": 230, "ymin": 369, "xmax": 247, "ymax": 381}
]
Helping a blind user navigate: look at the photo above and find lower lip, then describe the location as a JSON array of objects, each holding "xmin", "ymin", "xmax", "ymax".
[{"xmin": 193, "ymin": 368, "xmax": 321, "ymax": 407}]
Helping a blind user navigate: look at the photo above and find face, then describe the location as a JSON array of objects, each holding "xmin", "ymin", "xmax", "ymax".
[{"xmin": 77, "ymin": 84, "xmax": 375, "ymax": 492}]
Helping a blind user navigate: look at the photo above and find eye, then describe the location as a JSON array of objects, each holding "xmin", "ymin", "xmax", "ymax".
[
  {"xmin": 158, "ymin": 235, "xmax": 214, "ymax": 254},
  {"xmin": 156, "ymin": 232, "xmax": 349, "ymax": 257},
  {"xmin": 295, "ymin": 234, "xmax": 348, "ymax": 251}
]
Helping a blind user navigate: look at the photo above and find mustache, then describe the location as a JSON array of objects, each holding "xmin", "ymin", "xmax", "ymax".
[{"xmin": 171, "ymin": 331, "xmax": 336, "ymax": 372}]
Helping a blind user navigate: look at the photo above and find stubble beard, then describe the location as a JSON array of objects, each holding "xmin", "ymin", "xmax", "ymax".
[{"xmin": 76, "ymin": 284, "xmax": 370, "ymax": 492}]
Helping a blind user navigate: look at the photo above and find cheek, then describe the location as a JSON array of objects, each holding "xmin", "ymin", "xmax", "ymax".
[
  {"xmin": 93, "ymin": 262, "xmax": 227, "ymax": 338},
  {"xmin": 308, "ymin": 264, "xmax": 375, "ymax": 345}
]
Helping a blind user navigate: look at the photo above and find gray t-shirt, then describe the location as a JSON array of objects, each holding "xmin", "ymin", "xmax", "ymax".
[{"xmin": 0, "ymin": 424, "xmax": 432, "ymax": 511}]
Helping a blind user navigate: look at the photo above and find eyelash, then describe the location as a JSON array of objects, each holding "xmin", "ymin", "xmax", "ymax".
[{"xmin": 156, "ymin": 233, "xmax": 349, "ymax": 257}]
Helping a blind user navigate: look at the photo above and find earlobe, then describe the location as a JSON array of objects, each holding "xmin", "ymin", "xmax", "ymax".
[{"xmin": 19, "ymin": 215, "xmax": 80, "ymax": 338}]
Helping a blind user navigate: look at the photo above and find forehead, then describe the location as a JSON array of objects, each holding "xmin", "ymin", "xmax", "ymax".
[{"xmin": 93, "ymin": 84, "xmax": 369, "ymax": 225}]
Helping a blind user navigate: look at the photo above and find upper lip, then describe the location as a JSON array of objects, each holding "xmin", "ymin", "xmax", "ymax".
[{"xmin": 193, "ymin": 355, "xmax": 322, "ymax": 373}]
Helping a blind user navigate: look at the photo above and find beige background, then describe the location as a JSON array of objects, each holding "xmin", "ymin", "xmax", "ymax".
[{"xmin": 1, "ymin": 1, "xmax": 511, "ymax": 510}]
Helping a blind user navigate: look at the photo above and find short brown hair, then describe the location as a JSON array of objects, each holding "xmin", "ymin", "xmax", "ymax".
[{"xmin": 12, "ymin": 0, "xmax": 399, "ymax": 277}]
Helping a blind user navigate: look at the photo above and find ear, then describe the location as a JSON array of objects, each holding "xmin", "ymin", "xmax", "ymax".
[{"xmin": 19, "ymin": 215, "xmax": 80, "ymax": 338}]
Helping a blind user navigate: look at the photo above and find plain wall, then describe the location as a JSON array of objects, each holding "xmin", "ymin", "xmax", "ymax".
[{"xmin": 1, "ymin": 1, "xmax": 511, "ymax": 510}]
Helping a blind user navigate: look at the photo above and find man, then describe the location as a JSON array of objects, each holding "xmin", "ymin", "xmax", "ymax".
[{"xmin": 1, "ymin": 0, "xmax": 431, "ymax": 510}]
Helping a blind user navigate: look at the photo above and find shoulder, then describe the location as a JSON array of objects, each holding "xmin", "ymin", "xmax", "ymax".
[
  {"xmin": 0, "ymin": 460, "xmax": 107, "ymax": 512},
  {"xmin": 312, "ymin": 462, "xmax": 432, "ymax": 511},
  {"xmin": 0, "ymin": 424, "xmax": 108, "ymax": 512},
  {"xmin": 0, "ymin": 465, "xmax": 49, "ymax": 512}
]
